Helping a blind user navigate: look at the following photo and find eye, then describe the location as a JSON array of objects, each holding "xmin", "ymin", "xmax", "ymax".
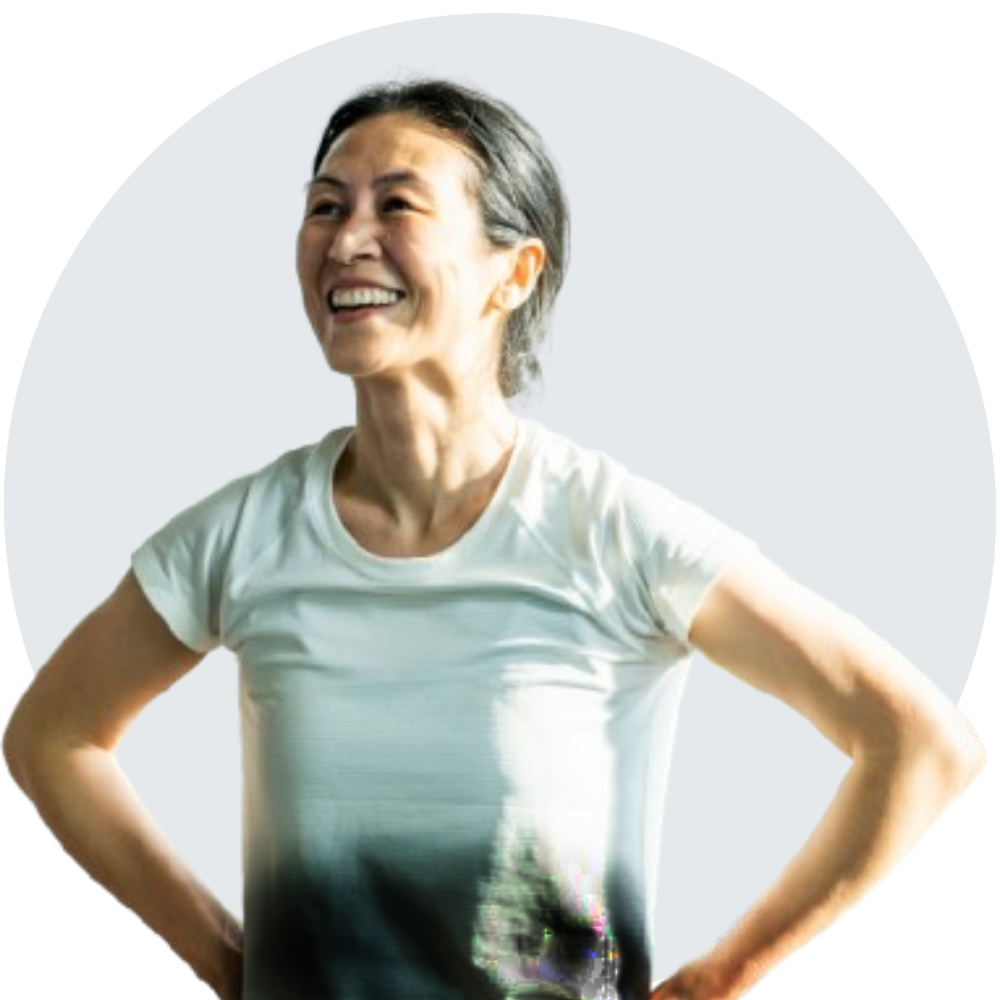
[
  {"xmin": 307, "ymin": 200, "xmax": 345, "ymax": 219},
  {"xmin": 382, "ymin": 196, "xmax": 412, "ymax": 214},
  {"xmin": 302, "ymin": 190, "xmax": 346, "ymax": 219}
]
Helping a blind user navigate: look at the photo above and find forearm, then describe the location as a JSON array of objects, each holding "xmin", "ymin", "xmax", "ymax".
[
  {"xmin": 680, "ymin": 730, "xmax": 983, "ymax": 1000},
  {"xmin": 7, "ymin": 741, "xmax": 242, "ymax": 996}
]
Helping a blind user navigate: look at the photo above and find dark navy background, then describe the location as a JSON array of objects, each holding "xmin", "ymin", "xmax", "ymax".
[{"xmin": 4, "ymin": 15, "xmax": 995, "ymax": 985}]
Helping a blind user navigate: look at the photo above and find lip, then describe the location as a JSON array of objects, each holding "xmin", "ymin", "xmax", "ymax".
[
  {"xmin": 325, "ymin": 277, "xmax": 406, "ymax": 297},
  {"xmin": 325, "ymin": 279, "xmax": 407, "ymax": 315},
  {"xmin": 328, "ymin": 299, "xmax": 402, "ymax": 325},
  {"xmin": 325, "ymin": 275, "xmax": 407, "ymax": 320}
]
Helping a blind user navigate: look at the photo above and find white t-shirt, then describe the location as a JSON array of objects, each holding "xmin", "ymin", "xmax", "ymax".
[{"xmin": 131, "ymin": 416, "xmax": 757, "ymax": 1000}]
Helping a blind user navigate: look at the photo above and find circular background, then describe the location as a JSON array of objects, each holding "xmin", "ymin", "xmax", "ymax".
[{"xmin": 5, "ymin": 14, "xmax": 994, "ymax": 978}]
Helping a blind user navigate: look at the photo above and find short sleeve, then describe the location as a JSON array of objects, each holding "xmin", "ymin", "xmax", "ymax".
[
  {"xmin": 130, "ymin": 473, "xmax": 252, "ymax": 654},
  {"xmin": 619, "ymin": 471, "xmax": 759, "ymax": 646}
]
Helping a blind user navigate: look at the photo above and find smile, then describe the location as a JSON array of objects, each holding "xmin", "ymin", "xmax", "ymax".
[{"xmin": 328, "ymin": 287, "xmax": 406, "ymax": 312}]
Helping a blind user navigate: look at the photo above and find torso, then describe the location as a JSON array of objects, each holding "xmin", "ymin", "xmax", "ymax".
[{"xmin": 132, "ymin": 418, "xmax": 754, "ymax": 1000}]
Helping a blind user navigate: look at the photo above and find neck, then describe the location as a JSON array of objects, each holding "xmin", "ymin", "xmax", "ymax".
[{"xmin": 338, "ymin": 376, "xmax": 520, "ymax": 538}]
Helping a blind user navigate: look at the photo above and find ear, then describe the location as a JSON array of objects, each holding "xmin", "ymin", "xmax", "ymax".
[{"xmin": 491, "ymin": 239, "xmax": 547, "ymax": 312}]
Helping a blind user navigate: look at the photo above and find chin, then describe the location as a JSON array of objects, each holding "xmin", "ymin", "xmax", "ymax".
[{"xmin": 319, "ymin": 338, "xmax": 390, "ymax": 381}]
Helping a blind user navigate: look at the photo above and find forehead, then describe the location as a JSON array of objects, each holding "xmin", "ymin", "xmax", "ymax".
[{"xmin": 317, "ymin": 112, "xmax": 480, "ymax": 192}]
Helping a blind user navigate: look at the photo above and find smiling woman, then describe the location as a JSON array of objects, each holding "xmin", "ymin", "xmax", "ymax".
[
  {"xmin": 2, "ymin": 77, "xmax": 985, "ymax": 1000},
  {"xmin": 303, "ymin": 80, "xmax": 569, "ymax": 401},
  {"xmin": 297, "ymin": 111, "xmax": 542, "ymax": 411}
]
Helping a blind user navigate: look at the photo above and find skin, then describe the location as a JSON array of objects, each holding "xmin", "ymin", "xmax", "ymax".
[{"xmin": 3, "ymin": 111, "xmax": 986, "ymax": 1000}]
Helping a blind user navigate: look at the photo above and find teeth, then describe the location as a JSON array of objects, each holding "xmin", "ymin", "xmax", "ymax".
[{"xmin": 330, "ymin": 287, "xmax": 403, "ymax": 309}]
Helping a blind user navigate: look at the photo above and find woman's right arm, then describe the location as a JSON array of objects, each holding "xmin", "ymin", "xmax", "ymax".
[{"xmin": 2, "ymin": 570, "xmax": 244, "ymax": 999}]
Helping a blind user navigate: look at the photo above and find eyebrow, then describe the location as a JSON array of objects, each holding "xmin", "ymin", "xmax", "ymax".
[{"xmin": 304, "ymin": 169, "xmax": 431, "ymax": 194}]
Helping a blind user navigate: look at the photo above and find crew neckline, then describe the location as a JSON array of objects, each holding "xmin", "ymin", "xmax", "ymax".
[{"xmin": 309, "ymin": 416, "xmax": 536, "ymax": 578}]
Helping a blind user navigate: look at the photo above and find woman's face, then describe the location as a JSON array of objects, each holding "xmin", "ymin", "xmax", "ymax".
[{"xmin": 297, "ymin": 112, "xmax": 512, "ymax": 389}]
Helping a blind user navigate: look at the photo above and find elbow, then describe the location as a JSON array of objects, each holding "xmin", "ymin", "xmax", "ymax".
[
  {"xmin": 3, "ymin": 708, "xmax": 34, "ymax": 794},
  {"xmin": 3, "ymin": 701, "xmax": 69, "ymax": 800},
  {"xmin": 849, "ymin": 644, "xmax": 986, "ymax": 809},
  {"xmin": 941, "ymin": 710, "xmax": 986, "ymax": 793},
  {"xmin": 854, "ymin": 701, "xmax": 986, "ymax": 802},
  {"xmin": 891, "ymin": 709, "xmax": 985, "ymax": 800},
  {"xmin": 914, "ymin": 701, "xmax": 987, "ymax": 796}
]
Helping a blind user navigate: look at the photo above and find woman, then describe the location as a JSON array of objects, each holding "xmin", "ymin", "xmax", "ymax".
[{"xmin": 3, "ymin": 78, "xmax": 985, "ymax": 1000}]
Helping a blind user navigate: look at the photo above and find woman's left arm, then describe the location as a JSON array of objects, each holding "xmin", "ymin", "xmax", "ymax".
[{"xmin": 654, "ymin": 550, "xmax": 986, "ymax": 1000}]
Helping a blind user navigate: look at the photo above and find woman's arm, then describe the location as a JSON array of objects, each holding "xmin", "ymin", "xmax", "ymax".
[
  {"xmin": 2, "ymin": 571, "xmax": 244, "ymax": 999},
  {"xmin": 653, "ymin": 551, "xmax": 985, "ymax": 1000}
]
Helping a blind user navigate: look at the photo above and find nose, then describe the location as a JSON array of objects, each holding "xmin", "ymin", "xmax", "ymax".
[{"xmin": 328, "ymin": 205, "xmax": 381, "ymax": 265}]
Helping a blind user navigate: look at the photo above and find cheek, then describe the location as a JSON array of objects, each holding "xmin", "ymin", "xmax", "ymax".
[
  {"xmin": 295, "ymin": 240, "xmax": 327, "ymax": 323},
  {"xmin": 296, "ymin": 227, "xmax": 324, "ymax": 274},
  {"xmin": 294, "ymin": 233, "xmax": 308, "ymax": 281},
  {"xmin": 296, "ymin": 249, "xmax": 325, "ymax": 312}
]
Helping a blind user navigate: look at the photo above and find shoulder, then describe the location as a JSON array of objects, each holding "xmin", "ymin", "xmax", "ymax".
[
  {"xmin": 133, "ymin": 427, "xmax": 348, "ymax": 571},
  {"xmin": 520, "ymin": 421, "xmax": 727, "ymax": 556},
  {"xmin": 150, "ymin": 432, "xmax": 331, "ymax": 533},
  {"xmin": 129, "ymin": 429, "xmax": 349, "ymax": 651},
  {"xmin": 515, "ymin": 422, "xmax": 713, "ymax": 600},
  {"xmin": 521, "ymin": 422, "xmax": 757, "ymax": 642},
  {"xmin": 523, "ymin": 421, "xmax": 622, "ymax": 504}
]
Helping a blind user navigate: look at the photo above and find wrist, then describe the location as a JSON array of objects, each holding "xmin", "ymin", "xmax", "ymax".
[
  {"xmin": 196, "ymin": 910, "xmax": 244, "ymax": 996},
  {"xmin": 219, "ymin": 911, "xmax": 245, "ymax": 985},
  {"xmin": 673, "ymin": 954, "xmax": 744, "ymax": 1000}
]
